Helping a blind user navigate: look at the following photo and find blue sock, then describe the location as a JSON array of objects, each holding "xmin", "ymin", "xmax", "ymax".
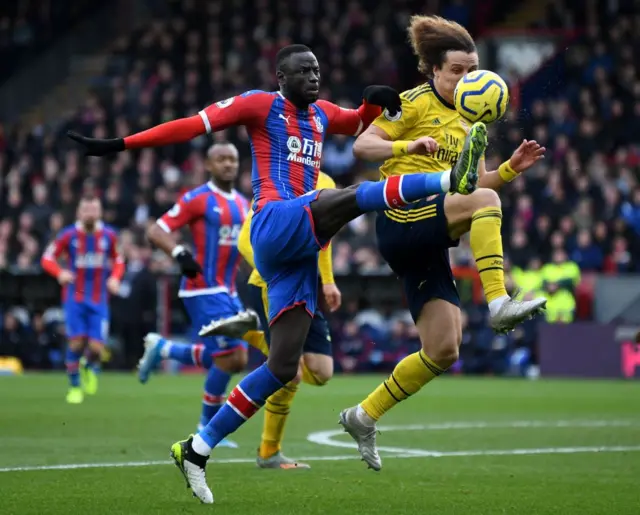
[
  {"xmin": 200, "ymin": 366, "xmax": 232, "ymax": 427},
  {"xmin": 65, "ymin": 348, "xmax": 82, "ymax": 387},
  {"xmin": 196, "ymin": 363, "xmax": 283, "ymax": 450},
  {"xmin": 355, "ymin": 173, "xmax": 446, "ymax": 211},
  {"xmin": 160, "ymin": 340, "xmax": 208, "ymax": 367}
]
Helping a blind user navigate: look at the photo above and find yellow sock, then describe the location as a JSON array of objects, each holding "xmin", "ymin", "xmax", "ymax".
[
  {"xmin": 259, "ymin": 382, "xmax": 298, "ymax": 458},
  {"xmin": 470, "ymin": 206, "xmax": 508, "ymax": 303},
  {"xmin": 243, "ymin": 330, "xmax": 269, "ymax": 357},
  {"xmin": 361, "ymin": 350, "xmax": 444, "ymax": 420},
  {"xmin": 301, "ymin": 361, "xmax": 327, "ymax": 386}
]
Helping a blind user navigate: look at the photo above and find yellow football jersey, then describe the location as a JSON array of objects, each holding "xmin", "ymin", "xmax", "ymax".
[
  {"xmin": 240, "ymin": 171, "xmax": 336, "ymax": 289},
  {"xmin": 373, "ymin": 81, "xmax": 475, "ymax": 179}
]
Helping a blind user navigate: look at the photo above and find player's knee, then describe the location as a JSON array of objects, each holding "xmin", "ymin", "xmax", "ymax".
[
  {"xmin": 422, "ymin": 333, "xmax": 461, "ymax": 370},
  {"xmin": 302, "ymin": 355, "xmax": 333, "ymax": 385},
  {"xmin": 471, "ymin": 188, "xmax": 501, "ymax": 210},
  {"xmin": 216, "ymin": 347, "xmax": 248, "ymax": 374},
  {"xmin": 68, "ymin": 339, "xmax": 84, "ymax": 352},
  {"xmin": 267, "ymin": 352, "xmax": 300, "ymax": 384}
]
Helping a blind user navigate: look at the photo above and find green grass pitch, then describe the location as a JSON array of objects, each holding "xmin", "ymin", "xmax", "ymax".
[{"xmin": 1, "ymin": 373, "xmax": 639, "ymax": 514}]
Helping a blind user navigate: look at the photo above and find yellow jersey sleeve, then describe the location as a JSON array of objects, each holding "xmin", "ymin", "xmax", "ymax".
[
  {"xmin": 372, "ymin": 95, "xmax": 418, "ymax": 141},
  {"xmin": 318, "ymin": 242, "xmax": 334, "ymax": 284}
]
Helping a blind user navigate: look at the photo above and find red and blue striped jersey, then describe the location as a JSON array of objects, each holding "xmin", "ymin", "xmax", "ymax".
[
  {"xmin": 197, "ymin": 91, "xmax": 366, "ymax": 211},
  {"xmin": 157, "ymin": 181, "xmax": 249, "ymax": 297},
  {"xmin": 42, "ymin": 222, "xmax": 123, "ymax": 305}
]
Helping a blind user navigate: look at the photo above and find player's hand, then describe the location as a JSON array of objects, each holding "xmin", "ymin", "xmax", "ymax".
[
  {"xmin": 322, "ymin": 283, "xmax": 342, "ymax": 313},
  {"xmin": 67, "ymin": 131, "xmax": 125, "ymax": 157},
  {"xmin": 58, "ymin": 270, "xmax": 75, "ymax": 286},
  {"xmin": 363, "ymin": 85, "xmax": 402, "ymax": 116},
  {"xmin": 107, "ymin": 277, "xmax": 121, "ymax": 295},
  {"xmin": 508, "ymin": 139, "xmax": 545, "ymax": 174},
  {"xmin": 408, "ymin": 137, "xmax": 439, "ymax": 155},
  {"xmin": 173, "ymin": 246, "xmax": 202, "ymax": 278}
]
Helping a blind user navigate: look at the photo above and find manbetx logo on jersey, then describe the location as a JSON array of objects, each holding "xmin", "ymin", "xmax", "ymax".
[
  {"xmin": 75, "ymin": 253, "xmax": 106, "ymax": 268},
  {"xmin": 286, "ymin": 136, "xmax": 322, "ymax": 168}
]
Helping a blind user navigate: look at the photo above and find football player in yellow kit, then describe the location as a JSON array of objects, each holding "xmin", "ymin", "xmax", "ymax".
[
  {"xmin": 339, "ymin": 15, "xmax": 547, "ymax": 471},
  {"xmin": 239, "ymin": 170, "xmax": 341, "ymax": 469}
]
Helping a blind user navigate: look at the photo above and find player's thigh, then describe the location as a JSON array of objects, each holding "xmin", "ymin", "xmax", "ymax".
[
  {"xmin": 265, "ymin": 256, "xmax": 319, "ymax": 324},
  {"xmin": 63, "ymin": 301, "xmax": 89, "ymax": 342},
  {"xmin": 310, "ymin": 187, "xmax": 361, "ymax": 241},
  {"xmin": 87, "ymin": 304, "xmax": 109, "ymax": 344},
  {"xmin": 251, "ymin": 196, "xmax": 324, "ymax": 278},
  {"xmin": 443, "ymin": 188, "xmax": 501, "ymax": 240}
]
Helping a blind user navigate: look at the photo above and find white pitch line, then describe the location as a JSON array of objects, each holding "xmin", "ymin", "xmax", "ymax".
[
  {"xmin": 3, "ymin": 445, "xmax": 640, "ymax": 474},
  {"xmin": 3, "ymin": 420, "xmax": 639, "ymax": 474},
  {"xmin": 307, "ymin": 419, "xmax": 640, "ymax": 455}
]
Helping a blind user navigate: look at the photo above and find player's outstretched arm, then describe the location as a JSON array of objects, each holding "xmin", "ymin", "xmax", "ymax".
[
  {"xmin": 67, "ymin": 114, "xmax": 208, "ymax": 156},
  {"xmin": 317, "ymin": 86, "xmax": 401, "ymax": 138},
  {"xmin": 67, "ymin": 92, "xmax": 268, "ymax": 156},
  {"xmin": 478, "ymin": 139, "xmax": 545, "ymax": 191}
]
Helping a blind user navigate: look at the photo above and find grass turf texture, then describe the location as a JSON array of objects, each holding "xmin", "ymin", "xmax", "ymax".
[{"xmin": 1, "ymin": 374, "xmax": 639, "ymax": 514}]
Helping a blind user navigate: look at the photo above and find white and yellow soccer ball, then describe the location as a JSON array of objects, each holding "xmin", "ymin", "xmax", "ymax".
[{"xmin": 453, "ymin": 70, "xmax": 509, "ymax": 124}]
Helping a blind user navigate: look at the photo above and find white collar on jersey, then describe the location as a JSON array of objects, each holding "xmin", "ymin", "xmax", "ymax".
[
  {"xmin": 207, "ymin": 181, "xmax": 237, "ymax": 201},
  {"xmin": 75, "ymin": 220, "xmax": 104, "ymax": 232}
]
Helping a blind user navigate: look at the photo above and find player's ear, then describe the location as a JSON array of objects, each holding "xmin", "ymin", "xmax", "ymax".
[{"xmin": 276, "ymin": 69, "xmax": 285, "ymax": 84}]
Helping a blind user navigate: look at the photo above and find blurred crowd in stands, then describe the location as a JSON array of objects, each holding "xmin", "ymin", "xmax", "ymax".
[{"xmin": 1, "ymin": 0, "xmax": 639, "ymax": 374}]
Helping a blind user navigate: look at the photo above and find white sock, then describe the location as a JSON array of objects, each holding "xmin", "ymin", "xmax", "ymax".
[
  {"xmin": 440, "ymin": 170, "xmax": 451, "ymax": 192},
  {"xmin": 488, "ymin": 295, "xmax": 510, "ymax": 317},
  {"xmin": 356, "ymin": 404, "xmax": 376, "ymax": 427},
  {"xmin": 192, "ymin": 433, "xmax": 212, "ymax": 457}
]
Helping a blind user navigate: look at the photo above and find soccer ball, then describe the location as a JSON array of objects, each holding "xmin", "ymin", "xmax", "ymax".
[{"xmin": 453, "ymin": 70, "xmax": 509, "ymax": 124}]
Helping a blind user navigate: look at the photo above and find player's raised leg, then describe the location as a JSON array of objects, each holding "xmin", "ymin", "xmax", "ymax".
[
  {"xmin": 308, "ymin": 123, "xmax": 485, "ymax": 244},
  {"xmin": 443, "ymin": 189, "xmax": 546, "ymax": 331}
]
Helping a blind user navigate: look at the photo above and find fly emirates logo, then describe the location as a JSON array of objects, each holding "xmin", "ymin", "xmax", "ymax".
[{"xmin": 286, "ymin": 136, "xmax": 322, "ymax": 168}]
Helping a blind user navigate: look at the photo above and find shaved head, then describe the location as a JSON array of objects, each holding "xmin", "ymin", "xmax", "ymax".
[{"xmin": 206, "ymin": 142, "xmax": 239, "ymax": 191}]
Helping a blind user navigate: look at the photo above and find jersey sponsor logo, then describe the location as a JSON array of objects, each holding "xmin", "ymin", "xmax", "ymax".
[
  {"xmin": 383, "ymin": 108, "xmax": 402, "ymax": 122},
  {"xmin": 279, "ymin": 114, "xmax": 291, "ymax": 125},
  {"xmin": 314, "ymin": 115, "xmax": 324, "ymax": 132},
  {"xmin": 287, "ymin": 136, "xmax": 301, "ymax": 153},
  {"xmin": 215, "ymin": 97, "xmax": 234, "ymax": 108},
  {"xmin": 75, "ymin": 252, "xmax": 105, "ymax": 268},
  {"xmin": 167, "ymin": 204, "xmax": 181, "ymax": 217},
  {"xmin": 287, "ymin": 137, "xmax": 322, "ymax": 168}
]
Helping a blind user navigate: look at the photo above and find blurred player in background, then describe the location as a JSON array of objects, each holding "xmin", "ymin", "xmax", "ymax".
[
  {"xmin": 339, "ymin": 15, "xmax": 547, "ymax": 471},
  {"xmin": 68, "ymin": 44, "xmax": 481, "ymax": 504},
  {"xmin": 138, "ymin": 142, "xmax": 255, "ymax": 447},
  {"xmin": 239, "ymin": 170, "xmax": 340, "ymax": 469},
  {"xmin": 41, "ymin": 196, "xmax": 124, "ymax": 404}
]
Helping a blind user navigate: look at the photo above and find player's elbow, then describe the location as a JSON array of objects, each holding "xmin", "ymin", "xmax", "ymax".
[
  {"xmin": 352, "ymin": 135, "xmax": 368, "ymax": 160},
  {"xmin": 146, "ymin": 223, "xmax": 163, "ymax": 246},
  {"xmin": 352, "ymin": 134, "xmax": 379, "ymax": 162}
]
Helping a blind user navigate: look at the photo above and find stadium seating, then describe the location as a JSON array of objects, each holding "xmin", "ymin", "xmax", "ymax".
[{"xmin": 1, "ymin": 0, "xmax": 638, "ymax": 373}]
